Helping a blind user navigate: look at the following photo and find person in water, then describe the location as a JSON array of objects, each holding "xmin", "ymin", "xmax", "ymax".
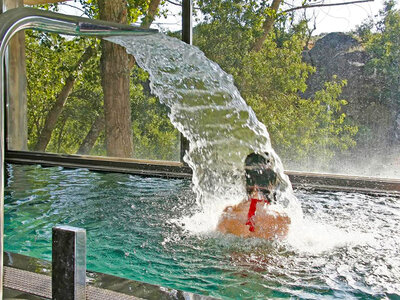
[{"xmin": 217, "ymin": 152, "xmax": 291, "ymax": 239}]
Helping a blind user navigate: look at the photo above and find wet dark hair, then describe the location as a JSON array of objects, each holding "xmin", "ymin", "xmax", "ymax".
[{"xmin": 245, "ymin": 152, "xmax": 276, "ymax": 196}]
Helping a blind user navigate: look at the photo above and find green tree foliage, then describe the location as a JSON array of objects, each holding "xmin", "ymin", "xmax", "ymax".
[
  {"xmin": 76, "ymin": 0, "xmax": 160, "ymax": 23},
  {"xmin": 194, "ymin": 0, "xmax": 358, "ymax": 166},
  {"xmin": 37, "ymin": 0, "xmax": 152, "ymax": 22},
  {"xmin": 194, "ymin": 0, "xmax": 264, "ymax": 74},
  {"xmin": 25, "ymin": 31, "xmax": 102, "ymax": 153},
  {"xmin": 362, "ymin": 1, "xmax": 400, "ymax": 111},
  {"xmin": 130, "ymin": 67, "xmax": 180, "ymax": 161},
  {"xmin": 242, "ymin": 44, "xmax": 357, "ymax": 162},
  {"xmin": 353, "ymin": 0, "xmax": 400, "ymax": 150}
]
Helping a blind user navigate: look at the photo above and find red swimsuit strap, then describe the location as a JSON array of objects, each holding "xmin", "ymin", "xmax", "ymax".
[{"xmin": 246, "ymin": 198, "xmax": 271, "ymax": 232}]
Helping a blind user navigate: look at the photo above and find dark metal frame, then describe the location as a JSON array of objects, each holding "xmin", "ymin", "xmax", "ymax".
[
  {"xmin": 179, "ymin": 0, "xmax": 192, "ymax": 162},
  {"xmin": 6, "ymin": 150, "xmax": 192, "ymax": 178}
]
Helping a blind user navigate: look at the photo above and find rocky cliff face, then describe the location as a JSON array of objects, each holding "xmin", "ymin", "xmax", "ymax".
[
  {"xmin": 303, "ymin": 32, "xmax": 396, "ymax": 149},
  {"xmin": 301, "ymin": 32, "xmax": 400, "ymax": 177}
]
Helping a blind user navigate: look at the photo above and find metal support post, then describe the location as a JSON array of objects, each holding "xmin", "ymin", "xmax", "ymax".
[
  {"xmin": 52, "ymin": 225, "xmax": 86, "ymax": 300},
  {"xmin": 182, "ymin": 0, "xmax": 192, "ymax": 45},
  {"xmin": 180, "ymin": 0, "xmax": 192, "ymax": 163}
]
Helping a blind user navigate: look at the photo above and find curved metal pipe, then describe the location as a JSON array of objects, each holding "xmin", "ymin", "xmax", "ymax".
[
  {"xmin": 0, "ymin": 7, "xmax": 158, "ymax": 39},
  {"xmin": 0, "ymin": 7, "xmax": 157, "ymax": 298}
]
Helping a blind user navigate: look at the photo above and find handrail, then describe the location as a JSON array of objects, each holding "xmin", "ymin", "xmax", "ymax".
[{"xmin": 0, "ymin": 7, "xmax": 157, "ymax": 298}]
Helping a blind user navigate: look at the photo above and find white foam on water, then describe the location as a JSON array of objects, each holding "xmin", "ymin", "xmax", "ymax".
[{"xmin": 285, "ymin": 216, "xmax": 373, "ymax": 255}]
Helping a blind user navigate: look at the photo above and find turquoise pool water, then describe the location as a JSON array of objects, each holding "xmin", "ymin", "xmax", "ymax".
[{"xmin": 4, "ymin": 164, "xmax": 400, "ymax": 299}]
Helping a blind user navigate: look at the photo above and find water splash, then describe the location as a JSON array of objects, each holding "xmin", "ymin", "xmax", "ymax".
[
  {"xmin": 105, "ymin": 33, "xmax": 301, "ymax": 230},
  {"xmin": 286, "ymin": 216, "xmax": 372, "ymax": 254}
]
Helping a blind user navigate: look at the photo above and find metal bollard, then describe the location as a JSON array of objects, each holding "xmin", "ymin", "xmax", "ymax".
[{"xmin": 52, "ymin": 225, "xmax": 86, "ymax": 300}]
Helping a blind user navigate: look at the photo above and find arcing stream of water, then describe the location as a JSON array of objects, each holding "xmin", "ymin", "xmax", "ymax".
[{"xmin": 105, "ymin": 33, "xmax": 302, "ymax": 231}]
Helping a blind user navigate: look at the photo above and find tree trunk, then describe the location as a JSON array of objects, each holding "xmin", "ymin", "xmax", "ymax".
[
  {"xmin": 141, "ymin": 0, "xmax": 161, "ymax": 29},
  {"xmin": 56, "ymin": 116, "xmax": 67, "ymax": 153},
  {"xmin": 3, "ymin": 0, "xmax": 28, "ymax": 151},
  {"xmin": 98, "ymin": 0, "xmax": 133, "ymax": 158},
  {"xmin": 76, "ymin": 114, "xmax": 105, "ymax": 155},
  {"xmin": 251, "ymin": 0, "xmax": 282, "ymax": 52},
  {"xmin": 33, "ymin": 46, "xmax": 94, "ymax": 152}
]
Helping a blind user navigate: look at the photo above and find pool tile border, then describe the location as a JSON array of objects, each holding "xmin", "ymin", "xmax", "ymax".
[{"xmin": 3, "ymin": 251, "xmax": 217, "ymax": 300}]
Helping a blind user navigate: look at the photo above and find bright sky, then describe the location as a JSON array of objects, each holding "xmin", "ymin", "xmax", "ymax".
[
  {"xmin": 57, "ymin": 0, "xmax": 387, "ymax": 35},
  {"xmin": 309, "ymin": 0, "xmax": 386, "ymax": 34}
]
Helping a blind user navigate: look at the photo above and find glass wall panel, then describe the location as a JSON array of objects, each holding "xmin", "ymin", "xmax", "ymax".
[
  {"xmin": 192, "ymin": 1, "xmax": 400, "ymax": 179},
  {"xmin": 7, "ymin": 30, "xmax": 180, "ymax": 162},
  {"xmin": 6, "ymin": 2, "xmax": 400, "ymax": 177}
]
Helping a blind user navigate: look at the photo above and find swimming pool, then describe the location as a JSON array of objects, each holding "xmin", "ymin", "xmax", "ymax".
[{"xmin": 4, "ymin": 164, "xmax": 400, "ymax": 299}]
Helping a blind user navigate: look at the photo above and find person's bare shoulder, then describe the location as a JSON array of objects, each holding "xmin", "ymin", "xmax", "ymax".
[
  {"xmin": 217, "ymin": 201, "xmax": 290, "ymax": 240},
  {"xmin": 254, "ymin": 210, "xmax": 290, "ymax": 239},
  {"xmin": 217, "ymin": 201, "xmax": 250, "ymax": 237}
]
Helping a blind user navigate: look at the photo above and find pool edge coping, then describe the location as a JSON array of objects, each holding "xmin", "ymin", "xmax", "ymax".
[
  {"xmin": 5, "ymin": 150, "xmax": 400, "ymax": 195},
  {"xmin": 3, "ymin": 251, "xmax": 218, "ymax": 300}
]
